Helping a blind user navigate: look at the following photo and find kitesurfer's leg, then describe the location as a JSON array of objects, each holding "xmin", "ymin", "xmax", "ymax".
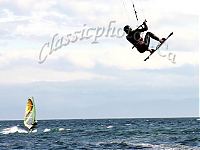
[
  {"xmin": 146, "ymin": 48, "xmax": 155, "ymax": 54},
  {"xmin": 144, "ymin": 32, "xmax": 151, "ymax": 47},
  {"xmin": 144, "ymin": 32, "xmax": 152, "ymax": 53},
  {"xmin": 145, "ymin": 32, "xmax": 165, "ymax": 44}
]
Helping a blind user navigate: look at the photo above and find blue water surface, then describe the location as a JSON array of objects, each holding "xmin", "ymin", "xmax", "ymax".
[{"xmin": 0, "ymin": 118, "xmax": 200, "ymax": 149}]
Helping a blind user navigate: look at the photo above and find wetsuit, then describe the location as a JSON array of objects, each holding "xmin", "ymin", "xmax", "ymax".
[{"xmin": 126, "ymin": 22, "xmax": 160, "ymax": 53}]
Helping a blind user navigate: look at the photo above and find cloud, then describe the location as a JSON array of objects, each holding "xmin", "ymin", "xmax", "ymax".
[
  {"xmin": 0, "ymin": 67, "xmax": 115, "ymax": 84},
  {"xmin": 0, "ymin": 0, "xmax": 198, "ymax": 50},
  {"xmin": 0, "ymin": 0, "xmax": 198, "ymax": 120},
  {"xmin": 0, "ymin": 51, "xmax": 116, "ymax": 84},
  {"xmin": 134, "ymin": 0, "xmax": 199, "ymax": 16},
  {"xmin": 0, "ymin": 47, "xmax": 198, "ymax": 85},
  {"xmin": 0, "ymin": 71, "xmax": 198, "ymax": 119},
  {"xmin": 0, "ymin": 46, "xmax": 198, "ymax": 71},
  {"xmin": 54, "ymin": 48, "xmax": 198, "ymax": 70},
  {"xmin": 0, "ymin": 0, "xmax": 198, "ymax": 83}
]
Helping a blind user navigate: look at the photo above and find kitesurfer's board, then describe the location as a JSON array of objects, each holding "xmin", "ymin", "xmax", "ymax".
[
  {"xmin": 144, "ymin": 32, "xmax": 173, "ymax": 61},
  {"xmin": 24, "ymin": 97, "xmax": 37, "ymax": 130}
]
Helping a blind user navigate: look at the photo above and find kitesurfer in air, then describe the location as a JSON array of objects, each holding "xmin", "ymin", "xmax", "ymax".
[{"xmin": 124, "ymin": 20, "xmax": 166, "ymax": 54}]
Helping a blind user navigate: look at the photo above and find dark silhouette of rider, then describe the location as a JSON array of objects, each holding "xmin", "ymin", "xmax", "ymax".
[{"xmin": 124, "ymin": 21, "xmax": 165, "ymax": 54}]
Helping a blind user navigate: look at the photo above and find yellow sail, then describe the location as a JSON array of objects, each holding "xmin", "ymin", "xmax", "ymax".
[{"xmin": 24, "ymin": 97, "xmax": 37, "ymax": 130}]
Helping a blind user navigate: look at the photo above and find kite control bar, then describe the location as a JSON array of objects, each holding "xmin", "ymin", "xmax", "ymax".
[{"xmin": 136, "ymin": 19, "xmax": 147, "ymax": 30}]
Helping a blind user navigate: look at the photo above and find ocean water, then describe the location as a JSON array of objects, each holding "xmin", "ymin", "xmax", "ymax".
[{"xmin": 0, "ymin": 118, "xmax": 199, "ymax": 150}]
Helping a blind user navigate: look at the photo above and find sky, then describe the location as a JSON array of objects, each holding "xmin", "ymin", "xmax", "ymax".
[{"xmin": 0, "ymin": 0, "xmax": 199, "ymax": 120}]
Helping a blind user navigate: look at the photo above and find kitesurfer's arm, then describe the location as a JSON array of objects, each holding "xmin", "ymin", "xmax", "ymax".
[
  {"xmin": 142, "ymin": 20, "xmax": 148, "ymax": 31},
  {"xmin": 137, "ymin": 20, "xmax": 148, "ymax": 32}
]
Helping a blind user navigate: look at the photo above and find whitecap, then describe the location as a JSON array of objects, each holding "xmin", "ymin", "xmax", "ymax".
[
  {"xmin": 66, "ymin": 129, "xmax": 71, "ymax": 131},
  {"xmin": 1, "ymin": 126, "xmax": 28, "ymax": 134},
  {"xmin": 106, "ymin": 125, "xmax": 113, "ymax": 129},
  {"xmin": 31, "ymin": 129, "xmax": 37, "ymax": 133},
  {"xmin": 125, "ymin": 124, "xmax": 131, "ymax": 126},
  {"xmin": 43, "ymin": 128, "xmax": 51, "ymax": 132},
  {"xmin": 59, "ymin": 128, "xmax": 65, "ymax": 131},
  {"xmin": 133, "ymin": 143, "xmax": 153, "ymax": 149},
  {"xmin": 151, "ymin": 144, "xmax": 195, "ymax": 150}
]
